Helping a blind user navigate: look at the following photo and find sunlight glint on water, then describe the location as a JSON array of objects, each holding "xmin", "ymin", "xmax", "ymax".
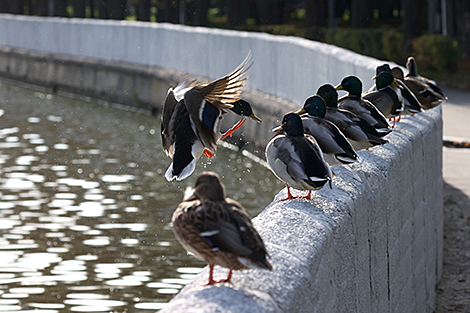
[{"xmin": 0, "ymin": 81, "xmax": 282, "ymax": 311}]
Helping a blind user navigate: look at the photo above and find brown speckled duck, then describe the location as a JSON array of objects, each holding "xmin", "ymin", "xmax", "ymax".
[
  {"xmin": 406, "ymin": 56, "xmax": 447, "ymax": 102},
  {"xmin": 392, "ymin": 66, "xmax": 445, "ymax": 110},
  {"xmin": 172, "ymin": 171, "xmax": 272, "ymax": 285}
]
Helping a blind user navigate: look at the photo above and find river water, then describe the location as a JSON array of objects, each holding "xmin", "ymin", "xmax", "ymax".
[{"xmin": 0, "ymin": 80, "xmax": 282, "ymax": 312}]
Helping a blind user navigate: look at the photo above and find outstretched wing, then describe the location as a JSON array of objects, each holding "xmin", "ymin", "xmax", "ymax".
[{"xmin": 185, "ymin": 50, "xmax": 253, "ymax": 110}]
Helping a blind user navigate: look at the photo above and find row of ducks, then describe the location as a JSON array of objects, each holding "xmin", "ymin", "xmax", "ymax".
[
  {"xmin": 163, "ymin": 53, "xmax": 446, "ymax": 285},
  {"xmin": 266, "ymin": 58, "xmax": 446, "ymax": 200}
]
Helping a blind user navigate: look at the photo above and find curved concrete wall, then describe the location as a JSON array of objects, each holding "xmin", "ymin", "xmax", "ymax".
[
  {"xmin": 0, "ymin": 14, "xmax": 443, "ymax": 312},
  {"xmin": 0, "ymin": 14, "xmax": 387, "ymax": 106}
]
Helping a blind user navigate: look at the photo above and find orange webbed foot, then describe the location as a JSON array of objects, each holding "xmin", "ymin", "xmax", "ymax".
[
  {"xmin": 221, "ymin": 118, "xmax": 246, "ymax": 140},
  {"xmin": 203, "ymin": 149, "xmax": 214, "ymax": 158}
]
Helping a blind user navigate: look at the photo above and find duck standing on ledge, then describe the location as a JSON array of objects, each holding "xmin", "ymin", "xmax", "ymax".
[
  {"xmin": 335, "ymin": 76, "xmax": 392, "ymax": 137},
  {"xmin": 369, "ymin": 64, "xmax": 422, "ymax": 120},
  {"xmin": 406, "ymin": 56, "xmax": 447, "ymax": 101},
  {"xmin": 266, "ymin": 113, "xmax": 332, "ymax": 201},
  {"xmin": 161, "ymin": 52, "xmax": 257, "ymax": 181},
  {"xmin": 317, "ymin": 84, "xmax": 388, "ymax": 151},
  {"xmin": 363, "ymin": 71, "xmax": 404, "ymax": 126},
  {"xmin": 391, "ymin": 66, "xmax": 444, "ymax": 110},
  {"xmin": 294, "ymin": 95, "xmax": 358, "ymax": 166},
  {"xmin": 172, "ymin": 171, "xmax": 272, "ymax": 285}
]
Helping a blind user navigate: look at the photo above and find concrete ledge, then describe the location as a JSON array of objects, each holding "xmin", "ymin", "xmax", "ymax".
[{"xmin": 161, "ymin": 107, "xmax": 443, "ymax": 313}]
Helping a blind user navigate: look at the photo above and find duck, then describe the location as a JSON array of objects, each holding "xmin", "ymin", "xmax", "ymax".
[
  {"xmin": 161, "ymin": 52, "xmax": 257, "ymax": 181},
  {"xmin": 172, "ymin": 171, "xmax": 272, "ymax": 285},
  {"xmin": 363, "ymin": 71, "xmax": 404, "ymax": 125},
  {"xmin": 265, "ymin": 113, "xmax": 333, "ymax": 201},
  {"xmin": 317, "ymin": 84, "xmax": 388, "ymax": 151},
  {"xmin": 225, "ymin": 99, "xmax": 262, "ymax": 132},
  {"xmin": 392, "ymin": 66, "xmax": 444, "ymax": 110},
  {"xmin": 294, "ymin": 95, "xmax": 358, "ymax": 166},
  {"xmin": 368, "ymin": 64, "xmax": 422, "ymax": 119},
  {"xmin": 406, "ymin": 56, "xmax": 447, "ymax": 101},
  {"xmin": 334, "ymin": 76, "xmax": 392, "ymax": 137}
]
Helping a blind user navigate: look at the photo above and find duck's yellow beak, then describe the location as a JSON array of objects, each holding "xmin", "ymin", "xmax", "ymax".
[
  {"xmin": 334, "ymin": 84, "xmax": 344, "ymax": 91},
  {"xmin": 392, "ymin": 80, "xmax": 403, "ymax": 89},
  {"xmin": 272, "ymin": 125, "xmax": 283, "ymax": 132},
  {"xmin": 294, "ymin": 107, "xmax": 307, "ymax": 115},
  {"xmin": 250, "ymin": 113, "xmax": 262, "ymax": 123},
  {"xmin": 372, "ymin": 74, "xmax": 377, "ymax": 80}
]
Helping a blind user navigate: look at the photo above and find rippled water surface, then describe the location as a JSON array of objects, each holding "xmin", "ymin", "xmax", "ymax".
[{"xmin": 0, "ymin": 81, "xmax": 282, "ymax": 312}]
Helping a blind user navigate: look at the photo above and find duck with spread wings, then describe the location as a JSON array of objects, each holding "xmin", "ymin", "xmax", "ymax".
[{"xmin": 161, "ymin": 52, "xmax": 258, "ymax": 181}]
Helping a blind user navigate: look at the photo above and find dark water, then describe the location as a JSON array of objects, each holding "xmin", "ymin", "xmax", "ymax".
[{"xmin": 0, "ymin": 80, "xmax": 282, "ymax": 312}]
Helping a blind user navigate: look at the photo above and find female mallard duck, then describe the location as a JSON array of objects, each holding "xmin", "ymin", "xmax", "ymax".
[
  {"xmin": 294, "ymin": 95, "xmax": 358, "ymax": 166},
  {"xmin": 406, "ymin": 56, "xmax": 447, "ymax": 100},
  {"xmin": 317, "ymin": 84, "xmax": 387, "ymax": 151},
  {"xmin": 266, "ymin": 113, "xmax": 332, "ymax": 201},
  {"xmin": 363, "ymin": 71, "xmax": 404, "ymax": 124},
  {"xmin": 392, "ymin": 66, "xmax": 444, "ymax": 110},
  {"xmin": 172, "ymin": 171, "xmax": 272, "ymax": 285},
  {"xmin": 335, "ymin": 76, "xmax": 392, "ymax": 137},
  {"xmin": 161, "ymin": 52, "xmax": 260, "ymax": 181}
]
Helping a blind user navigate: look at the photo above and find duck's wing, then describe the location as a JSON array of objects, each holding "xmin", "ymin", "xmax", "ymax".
[
  {"xmin": 338, "ymin": 96, "xmax": 391, "ymax": 132},
  {"xmin": 164, "ymin": 109, "xmax": 205, "ymax": 181},
  {"xmin": 206, "ymin": 200, "xmax": 271, "ymax": 269},
  {"xmin": 181, "ymin": 199, "xmax": 271, "ymax": 270},
  {"xmin": 161, "ymin": 78, "xmax": 200, "ymax": 154},
  {"xmin": 405, "ymin": 77, "xmax": 443, "ymax": 110},
  {"xmin": 183, "ymin": 52, "xmax": 252, "ymax": 150},
  {"xmin": 294, "ymin": 136, "xmax": 333, "ymax": 188},
  {"xmin": 185, "ymin": 51, "xmax": 253, "ymax": 112},
  {"xmin": 302, "ymin": 116, "xmax": 358, "ymax": 163},
  {"xmin": 416, "ymin": 76, "xmax": 446, "ymax": 100},
  {"xmin": 397, "ymin": 80, "xmax": 423, "ymax": 115},
  {"xmin": 161, "ymin": 90, "xmax": 183, "ymax": 157},
  {"xmin": 325, "ymin": 109, "xmax": 387, "ymax": 148},
  {"xmin": 363, "ymin": 88, "xmax": 402, "ymax": 118}
]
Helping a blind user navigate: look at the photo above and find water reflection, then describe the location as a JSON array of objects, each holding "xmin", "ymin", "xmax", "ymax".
[{"xmin": 0, "ymin": 80, "xmax": 282, "ymax": 311}]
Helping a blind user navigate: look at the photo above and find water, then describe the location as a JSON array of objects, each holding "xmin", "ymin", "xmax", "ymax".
[{"xmin": 0, "ymin": 80, "xmax": 282, "ymax": 312}]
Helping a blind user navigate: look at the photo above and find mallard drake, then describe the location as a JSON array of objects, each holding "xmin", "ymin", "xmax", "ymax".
[
  {"xmin": 392, "ymin": 66, "xmax": 444, "ymax": 110},
  {"xmin": 223, "ymin": 99, "xmax": 262, "ymax": 139},
  {"xmin": 161, "ymin": 53, "xmax": 256, "ymax": 181},
  {"xmin": 363, "ymin": 71, "xmax": 404, "ymax": 121},
  {"xmin": 294, "ymin": 95, "xmax": 358, "ymax": 166},
  {"xmin": 317, "ymin": 84, "xmax": 387, "ymax": 151},
  {"xmin": 266, "ymin": 113, "xmax": 332, "ymax": 201},
  {"xmin": 368, "ymin": 64, "xmax": 422, "ymax": 118},
  {"xmin": 335, "ymin": 76, "xmax": 392, "ymax": 137},
  {"xmin": 172, "ymin": 171, "xmax": 272, "ymax": 285},
  {"xmin": 406, "ymin": 56, "xmax": 447, "ymax": 100}
]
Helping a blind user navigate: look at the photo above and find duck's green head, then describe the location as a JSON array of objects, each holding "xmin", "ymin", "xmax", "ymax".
[
  {"xmin": 194, "ymin": 171, "xmax": 225, "ymax": 201},
  {"xmin": 230, "ymin": 99, "xmax": 262, "ymax": 122},
  {"xmin": 373, "ymin": 64, "xmax": 392, "ymax": 79},
  {"xmin": 272, "ymin": 113, "xmax": 304, "ymax": 137},
  {"xmin": 376, "ymin": 71, "xmax": 401, "ymax": 89},
  {"xmin": 406, "ymin": 56, "xmax": 417, "ymax": 76},
  {"xmin": 316, "ymin": 84, "xmax": 338, "ymax": 108},
  {"xmin": 296, "ymin": 95, "xmax": 326, "ymax": 118},
  {"xmin": 335, "ymin": 76, "xmax": 362, "ymax": 97}
]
